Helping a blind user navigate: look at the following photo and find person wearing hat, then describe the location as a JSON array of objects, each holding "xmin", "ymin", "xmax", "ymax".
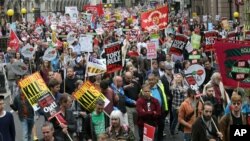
[{"xmin": 0, "ymin": 95, "xmax": 16, "ymax": 141}]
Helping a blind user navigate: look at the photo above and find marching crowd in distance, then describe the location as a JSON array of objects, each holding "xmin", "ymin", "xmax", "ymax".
[{"xmin": 0, "ymin": 2, "xmax": 250, "ymax": 141}]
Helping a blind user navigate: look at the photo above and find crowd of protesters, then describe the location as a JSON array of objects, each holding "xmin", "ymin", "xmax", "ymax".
[{"xmin": 0, "ymin": 2, "xmax": 250, "ymax": 141}]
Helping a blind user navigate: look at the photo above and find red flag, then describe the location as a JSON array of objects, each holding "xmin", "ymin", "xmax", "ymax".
[
  {"xmin": 97, "ymin": 1, "xmax": 104, "ymax": 16},
  {"xmin": 36, "ymin": 18, "xmax": 45, "ymax": 25},
  {"xmin": 8, "ymin": 30, "xmax": 20, "ymax": 51}
]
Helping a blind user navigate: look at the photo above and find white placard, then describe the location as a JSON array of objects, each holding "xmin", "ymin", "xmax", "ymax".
[
  {"xmin": 79, "ymin": 35, "xmax": 93, "ymax": 52},
  {"xmin": 65, "ymin": 7, "xmax": 79, "ymax": 23}
]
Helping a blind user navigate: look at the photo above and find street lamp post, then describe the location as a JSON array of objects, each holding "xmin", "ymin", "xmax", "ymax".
[
  {"xmin": 233, "ymin": 11, "xmax": 240, "ymax": 39},
  {"xmin": 6, "ymin": 9, "xmax": 14, "ymax": 23},
  {"xmin": 21, "ymin": 8, "xmax": 27, "ymax": 20}
]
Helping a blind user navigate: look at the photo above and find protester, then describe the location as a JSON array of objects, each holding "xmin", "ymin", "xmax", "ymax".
[
  {"xmin": 178, "ymin": 88, "xmax": 197, "ymax": 141},
  {"xmin": 219, "ymin": 94, "xmax": 247, "ymax": 141},
  {"xmin": 123, "ymin": 71, "xmax": 141, "ymax": 134},
  {"xmin": 110, "ymin": 76, "xmax": 136, "ymax": 125},
  {"xmin": 192, "ymin": 101, "xmax": 223, "ymax": 141},
  {"xmin": 203, "ymin": 72, "xmax": 230, "ymax": 119},
  {"xmin": 0, "ymin": 95, "xmax": 15, "ymax": 141},
  {"xmin": 48, "ymin": 79, "xmax": 62, "ymax": 104},
  {"xmin": 60, "ymin": 67, "xmax": 78, "ymax": 95},
  {"xmin": 198, "ymin": 83, "xmax": 217, "ymax": 117},
  {"xmin": 85, "ymin": 99, "xmax": 110, "ymax": 141},
  {"xmin": 147, "ymin": 73, "xmax": 168, "ymax": 141},
  {"xmin": 52, "ymin": 93, "xmax": 76, "ymax": 141},
  {"xmin": 39, "ymin": 122, "xmax": 56, "ymax": 141},
  {"xmin": 136, "ymin": 84, "xmax": 161, "ymax": 141},
  {"xmin": 170, "ymin": 73, "xmax": 187, "ymax": 135},
  {"xmin": 12, "ymin": 87, "xmax": 34, "ymax": 141},
  {"xmin": 105, "ymin": 110, "xmax": 135, "ymax": 141},
  {"xmin": 4, "ymin": 56, "xmax": 17, "ymax": 97}
]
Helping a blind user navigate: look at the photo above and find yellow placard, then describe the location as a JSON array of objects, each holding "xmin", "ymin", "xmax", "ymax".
[
  {"xmin": 18, "ymin": 72, "xmax": 50, "ymax": 111},
  {"xmin": 73, "ymin": 81, "xmax": 109, "ymax": 112}
]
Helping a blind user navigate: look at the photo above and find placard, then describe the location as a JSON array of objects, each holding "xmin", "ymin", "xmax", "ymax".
[
  {"xmin": 146, "ymin": 42, "xmax": 157, "ymax": 59},
  {"xmin": 73, "ymin": 81, "xmax": 110, "ymax": 112},
  {"xmin": 19, "ymin": 72, "xmax": 50, "ymax": 111},
  {"xmin": 105, "ymin": 42, "xmax": 122, "ymax": 73}
]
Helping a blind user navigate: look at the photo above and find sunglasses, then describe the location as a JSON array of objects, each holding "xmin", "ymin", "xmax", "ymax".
[{"xmin": 232, "ymin": 102, "xmax": 241, "ymax": 106}]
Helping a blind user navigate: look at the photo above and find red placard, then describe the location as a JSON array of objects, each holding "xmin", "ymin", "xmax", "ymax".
[
  {"xmin": 204, "ymin": 31, "xmax": 219, "ymax": 51},
  {"xmin": 146, "ymin": 42, "xmax": 157, "ymax": 59},
  {"xmin": 143, "ymin": 123, "xmax": 156, "ymax": 141},
  {"xmin": 214, "ymin": 40, "xmax": 250, "ymax": 88},
  {"xmin": 169, "ymin": 34, "xmax": 189, "ymax": 56},
  {"xmin": 141, "ymin": 6, "xmax": 168, "ymax": 31},
  {"xmin": 83, "ymin": 3, "xmax": 104, "ymax": 16}
]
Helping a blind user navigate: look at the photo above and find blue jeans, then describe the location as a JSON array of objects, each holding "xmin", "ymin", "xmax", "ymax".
[
  {"xmin": 21, "ymin": 118, "xmax": 34, "ymax": 141},
  {"xmin": 184, "ymin": 133, "xmax": 192, "ymax": 141},
  {"xmin": 170, "ymin": 107, "xmax": 178, "ymax": 134}
]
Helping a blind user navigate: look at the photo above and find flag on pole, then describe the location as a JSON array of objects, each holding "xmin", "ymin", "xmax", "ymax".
[{"xmin": 7, "ymin": 29, "xmax": 20, "ymax": 51}]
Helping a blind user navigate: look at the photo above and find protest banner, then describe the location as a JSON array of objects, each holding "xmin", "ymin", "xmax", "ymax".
[
  {"xmin": 245, "ymin": 31, "xmax": 250, "ymax": 41},
  {"xmin": 146, "ymin": 42, "xmax": 157, "ymax": 59},
  {"xmin": 214, "ymin": 40, "xmax": 250, "ymax": 88},
  {"xmin": 105, "ymin": 42, "xmax": 122, "ymax": 73},
  {"xmin": 141, "ymin": 5, "xmax": 168, "ymax": 31},
  {"xmin": 19, "ymin": 72, "xmax": 50, "ymax": 111},
  {"xmin": 143, "ymin": 123, "xmax": 156, "ymax": 141},
  {"xmin": 38, "ymin": 93, "xmax": 60, "ymax": 120},
  {"xmin": 86, "ymin": 57, "xmax": 106, "ymax": 76},
  {"xmin": 169, "ymin": 34, "xmax": 189, "ymax": 56},
  {"xmin": 83, "ymin": 3, "xmax": 104, "ymax": 16},
  {"xmin": 191, "ymin": 33, "xmax": 201, "ymax": 49},
  {"xmin": 227, "ymin": 31, "xmax": 237, "ymax": 41},
  {"xmin": 73, "ymin": 81, "xmax": 110, "ymax": 112},
  {"xmin": 79, "ymin": 35, "xmax": 93, "ymax": 52},
  {"xmin": 21, "ymin": 44, "xmax": 35, "ymax": 59},
  {"xmin": 204, "ymin": 30, "xmax": 219, "ymax": 51}
]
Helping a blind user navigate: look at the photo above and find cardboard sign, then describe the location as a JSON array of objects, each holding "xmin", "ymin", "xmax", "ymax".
[
  {"xmin": 19, "ymin": 72, "xmax": 50, "ymax": 111},
  {"xmin": 38, "ymin": 93, "xmax": 60, "ymax": 120},
  {"xmin": 143, "ymin": 123, "xmax": 156, "ymax": 141},
  {"xmin": 146, "ymin": 42, "xmax": 157, "ymax": 59},
  {"xmin": 73, "ymin": 81, "xmax": 110, "ymax": 112},
  {"xmin": 105, "ymin": 42, "xmax": 122, "ymax": 73},
  {"xmin": 245, "ymin": 31, "xmax": 250, "ymax": 41},
  {"xmin": 204, "ymin": 30, "xmax": 219, "ymax": 51},
  {"xmin": 214, "ymin": 41, "xmax": 250, "ymax": 88},
  {"xmin": 184, "ymin": 64, "xmax": 206, "ymax": 86},
  {"xmin": 67, "ymin": 31, "xmax": 76, "ymax": 45},
  {"xmin": 21, "ymin": 44, "xmax": 35, "ymax": 59},
  {"xmin": 169, "ymin": 34, "xmax": 189, "ymax": 56}
]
